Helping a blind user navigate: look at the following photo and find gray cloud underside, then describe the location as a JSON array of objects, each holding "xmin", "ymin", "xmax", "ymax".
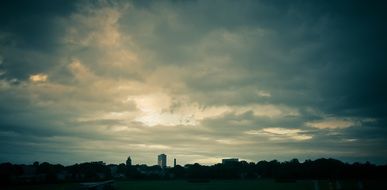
[{"xmin": 0, "ymin": 0, "xmax": 386, "ymax": 165}]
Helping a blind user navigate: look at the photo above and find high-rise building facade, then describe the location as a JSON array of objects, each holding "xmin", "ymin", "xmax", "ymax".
[{"xmin": 158, "ymin": 154, "xmax": 167, "ymax": 169}]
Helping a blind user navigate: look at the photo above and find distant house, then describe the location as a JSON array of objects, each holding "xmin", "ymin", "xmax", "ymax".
[
  {"xmin": 108, "ymin": 165, "xmax": 125, "ymax": 179},
  {"xmin": 137, "ymin": 165, "xmax": 163, "ymax": 176},
  {"xmin": 222, "ymin": 158, "xmax": 239, "ymax": 164},
  {"xmin": 91, "ymin": 161, "xmax": 106, "ymax": 165},
  {"xmin": 17, "ymin": 165, "xmax": 46, "ymax": 183}
]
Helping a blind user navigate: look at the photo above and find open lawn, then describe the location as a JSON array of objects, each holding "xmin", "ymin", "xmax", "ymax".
[
  {"xmin": 1, "ymin": 183, "xmax": 78, "ymax": 190},
  {"xmin": 2, "ymin": 179, "xmax": 386, "ymax": 190},
  {"xmin": 116, "ymin": 180, "xmax": 312, "ymax": 190}
]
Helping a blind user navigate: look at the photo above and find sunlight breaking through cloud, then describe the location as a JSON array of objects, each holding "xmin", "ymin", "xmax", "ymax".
[{"xmin": 29, "ymin": 74, "xmax": 48, "ymax": 82}]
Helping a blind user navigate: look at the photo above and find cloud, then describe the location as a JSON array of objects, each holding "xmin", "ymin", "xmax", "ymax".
[
  {"xmin": 0, "ymin": 0, "xmax": 386, "ymax": 165},
  {"xmin": 29, "ymin": 73, "xmax": 48, "ymax": 82},
  {"xmin": 215, "ymin": 139, "xmax": 254, "ymax": 145},
  {"xmin": 63, "ymin": 4, "xmax": 124, "ymax": 48},
  {"xmin": 246, "ymin": 127, "xmax": 313, "ymax": 141},
  {"xmin": 68, "ymin": 59, "xmax": 95, "ymax": 81},
  {"xmin": 191, "ymin": 157, "xmax": 222, "ymax": 165},
  {"xmin": 306, "ymin": 118, "xmax": 356, "ymax": 129},
  {"xmin": 131, "ymin": 93, "xmax": 298, "ymax": 127},
  {"xmin": 257, "ymin": 90, "xmax": 271, "ymax": 97}
]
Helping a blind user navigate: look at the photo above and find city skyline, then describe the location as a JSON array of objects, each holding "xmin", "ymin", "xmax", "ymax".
[{"xmin": 0, "ymin": 0, "xmax": 386, "ymax": 166}]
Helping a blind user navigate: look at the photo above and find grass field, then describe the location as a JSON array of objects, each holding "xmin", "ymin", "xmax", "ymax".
[
  {"xmin": 115, "ymin": 180, "xmax": 312, "ymax": 190},
  {"xmin": 3, "ymin": 179, "xmax": 386, "ymax": 190}
]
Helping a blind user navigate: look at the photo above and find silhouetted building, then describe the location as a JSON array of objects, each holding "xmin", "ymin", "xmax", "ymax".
[
  {"xmin": 91, "ymin": 161, "xmax": 106, "ymax": 165},
  {"xmin": 126, "ymin": 156, "xmax": 132, "ymax": 166},
  {"xmin": 158, "ymin": 154, "xmax": 167, "ymax": 169},
  {"xmin": 174, "ymin": 158, "xmax": 176, "ymax": 167},
  {"xmin": 222, "ymin": 158, "xmax": 239, "ymax": 164}
]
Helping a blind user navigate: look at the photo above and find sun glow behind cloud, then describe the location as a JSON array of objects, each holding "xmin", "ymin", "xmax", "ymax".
[
  {"xmin": 131, "ymin": 93, "xmax": 299, "ymax": 127},
  {"xmin": 29, "ymin": 74, "xmax": 48, "ymax": 82}
]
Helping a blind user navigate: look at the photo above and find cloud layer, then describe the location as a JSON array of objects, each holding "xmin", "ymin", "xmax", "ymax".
[{"xmin": 0, "ymin": 0, "xmax": 386, "ymax": 165}]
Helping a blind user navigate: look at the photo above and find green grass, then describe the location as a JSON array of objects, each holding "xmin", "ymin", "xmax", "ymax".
[
  {"xmin": 2, "ymin": 183, "xmax": 78, "ymax": 190},
  {"xmin": 3, "ymin": 180, "xmax": 386, "ymax": 190},
  {"xmin": 115, "ymin": 180, "xmax": 313, "ymax": 190},
  {"xmin": 113, "ymin": 180, "xmax": 387, "ymax": 190}
]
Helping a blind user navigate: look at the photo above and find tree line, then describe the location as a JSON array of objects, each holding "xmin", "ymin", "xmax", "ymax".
[{"xmin": 1, "ymin": 158, "xmax": 386, "ymax": 185}]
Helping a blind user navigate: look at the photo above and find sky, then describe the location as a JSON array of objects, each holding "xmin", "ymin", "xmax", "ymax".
[{"xmin": 0, "ymin": 0, "xmax": 386, "ymax": 166}]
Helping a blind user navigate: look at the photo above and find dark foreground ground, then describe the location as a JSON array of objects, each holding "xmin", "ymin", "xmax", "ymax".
[{"xmin": 2, "ymin": 179, "xmax": 387, "ymax": 190}]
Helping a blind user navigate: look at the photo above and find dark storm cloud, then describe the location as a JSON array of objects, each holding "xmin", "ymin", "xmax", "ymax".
[
  {"xmin": 0, "ymin": 0, "xmax": 75, "ymax": 49},
  {"xmin": 123, "ymin": 0, "xmax": 387, "ymax": 118},
  {"xmin": 0, "ymin": 0, "xmax": 77, "ymax": 81},
  {"xmin": 308, "ymin": 0, "xmax": 387, "ymax": 118}
]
